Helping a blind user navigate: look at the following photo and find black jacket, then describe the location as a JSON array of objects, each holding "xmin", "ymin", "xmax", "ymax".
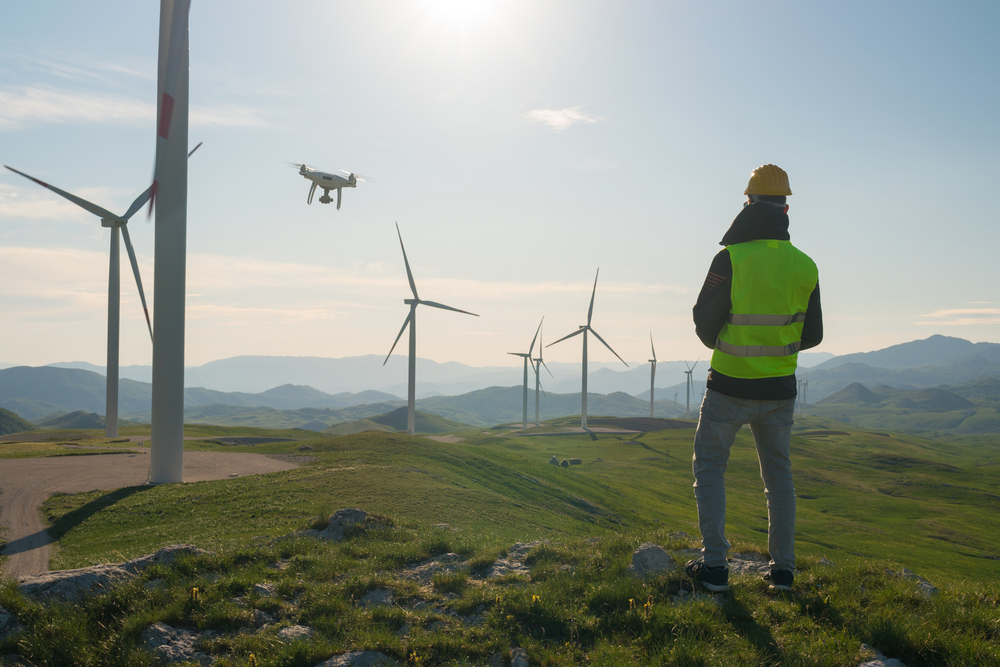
[{"xmin": 692, "ymin": 203, "xmax": 823, "ymax": 400}]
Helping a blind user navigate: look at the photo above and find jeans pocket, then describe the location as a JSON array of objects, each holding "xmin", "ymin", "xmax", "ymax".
[{"xmin": 704, "ymin": 390, "xmax": 744, "ymax": 424}]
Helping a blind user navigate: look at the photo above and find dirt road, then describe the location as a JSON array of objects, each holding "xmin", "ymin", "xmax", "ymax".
[{"xmin": 0, "ymin": 451, "xmax": 300, "ymax": 580}]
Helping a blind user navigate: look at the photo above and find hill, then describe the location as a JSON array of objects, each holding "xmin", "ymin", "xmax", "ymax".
[
  {"xmin": 368, "ymin": 407, "xmax": 469, "ymax": 434},
  {"xmin": 815, "ymin": 334, "xmax": 1000, "ymax": 370},
  {"xmin": 33, "ymin": 411, "xmax": 141, "ymax": 430},
  {"xmin": 0, "ymin": 406, "xmax": 35, "ymax": 436},
  {"xmin": 323, "ymin": 418, "xmax": 397, "ymax": 435}
]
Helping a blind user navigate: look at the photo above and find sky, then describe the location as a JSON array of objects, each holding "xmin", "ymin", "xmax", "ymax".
[{"xmin": 2, "ymin": 0, "xmax": 999, "ymax": 370}]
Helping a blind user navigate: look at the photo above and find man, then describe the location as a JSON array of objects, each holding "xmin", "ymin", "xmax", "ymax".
[{"xmin": 684, "ymin": 164, "xmax": 823, "ymax": 593}]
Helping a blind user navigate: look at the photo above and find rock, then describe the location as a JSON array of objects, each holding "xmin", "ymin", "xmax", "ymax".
[
  {"xmin": 859, "ymin": 643, "xmax": 908, "ymax": 667},
  {"xmin": 252, "ymin": 582, "xmax": 277, "ymax": 597},
  {"xmin": 569, "ymin": 458, "xmax": 582, "ymax": 465},
  {"xmin": 818, "ymin": 557, "xmax": 835, "ymax": 567},
  {"xmin": 548, "ymin": 456, "xmax": 559, "ymax": 466},
  {"xmin": 627, "ymin": 542, "xmax": 677, "ymax": 579},
  {"xmin": 19, "ymin": 545, "xmax": 207, "ymax": 602},
  {"xmin": 278, "ymin": 625, "xmax": 315, "ymax": 640},
  {"xmin": 886, "ymin": 568, "xmax": 939, "ymax": 598},
  {"xmin": 560, "ymin": 459, "xmax": 569, "ymax": 468},
  {"xmin": 481, "ymin": 540, "xmax": 549, "ymax": 579},
  {"xmin": 359, "ymin": 589, "xmax": 393, "ymax": 607},
  {"xmin": 316, "ymin": 651, "xmax": 398, "ymax": 666},
  {"xmin": 252, "ymin": 609, "xmax": 274, "ymax": 628},
  {"xmin": 511, "ymin": 647, "xmax": 530, "ymax": 667},
  {"xmin": 401, "ymin": 553, "xmax": 467, "ymax": 584},
  {"xmin": 140, "ymin": 622, "xmax": 210, "ymax": 665},
  {"xmin": 488, "ymin": 654, "xmax": 505, "ymax": 667},
  {"xmin": 0, "ymin": 607, "xmax": 23, "ymax": 641},
  {"xmin": 298, "ymin": 445, "xmax": 315, "ymax": 451},
  {"xmin": 728, "ymin": 552, "xmax": 770, "ymax": 576},
  {"xmin": 302, "ymin": 508, "xmax": 370, "ymax": 542}
]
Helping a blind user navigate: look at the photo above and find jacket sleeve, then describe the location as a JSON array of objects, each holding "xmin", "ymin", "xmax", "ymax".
[
  {"xmin": 800, "ymin": 283, "xmax": 823, "ymax": 350},
  {"xmin": 692, "ymin": 249, "xmax": 732, "ymax": 349}
]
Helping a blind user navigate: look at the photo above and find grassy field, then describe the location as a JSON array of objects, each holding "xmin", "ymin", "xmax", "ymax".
[{"xmin": 1, "ymin": 419, "xmax": 998, "ymax": 665}]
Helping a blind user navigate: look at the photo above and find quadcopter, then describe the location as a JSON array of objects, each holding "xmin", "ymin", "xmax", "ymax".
[{"xmin": 292, "ymin": 163, "xmax": 369, "ymax": 209}]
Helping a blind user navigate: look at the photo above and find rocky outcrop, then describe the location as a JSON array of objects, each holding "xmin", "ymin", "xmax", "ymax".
[
  {"xmin": 0, "ymin": 607, "xmax": 23, "ymax": 641},
  {"xmin": 886, "ymin": 567, "xmax": 939, "ymax": 599},
  {"xmin": 301, "ymin": 508, "xmax": 370, "ymax": 542},
  {"xmin": 140, "ymin": 622, "xmax": 210, "ymax": 665},
  {"xmin": 316, "ymin": 651, "xmax": 398, "ymax": 666},
  {"xmin": 18, "ymin": 545, "xmax": 207, "ymax": 601},
  {"xmin": 627, "ymin": 542, "xmax": 677, "ymax": 579},
  {"xmin": 859, "ymin": 643, "xmax": 908, "ymax": 667}
]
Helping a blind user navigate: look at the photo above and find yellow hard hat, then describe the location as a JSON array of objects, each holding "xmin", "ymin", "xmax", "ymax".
[{"xmin": 744, "ymin": 164, "xmax": 792, "ymax": 196}]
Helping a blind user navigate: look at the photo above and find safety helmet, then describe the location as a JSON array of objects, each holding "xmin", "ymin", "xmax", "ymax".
[{"xmin": 744, "ymin": 164, "xmax": 792, "ymax": 196}]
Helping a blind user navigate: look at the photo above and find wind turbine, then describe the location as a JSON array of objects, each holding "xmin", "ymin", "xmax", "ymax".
[
  {"xmin": 684, "ymin": 359, "xmax": 700, "ymax": 419},
  {"xmin": 546, "ymin": 269, "xmax": 627, "ymax": 429},
  {"xmin": 508, "ymin": 318, "xmax": 543, "ymax": 430},
  {"xmin": 3, "ymin": 167, "xmax": 155, "ymax": 439},
  {"xmin": 648, "ymin": 332, "xmax": 658, "ymax": 418},
  {"xmin": 149, "ymin": 0, "xmax": 191, "ymax": 484},
  {"xmin": 384, "ymin": 223, "xmax": 479, "ymax": 435},
  {"xmin": 532, "ymin": 325, "xmax": 553, "ymax": 426}
]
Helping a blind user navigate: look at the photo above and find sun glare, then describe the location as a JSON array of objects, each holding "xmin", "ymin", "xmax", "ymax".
[{"xmin": 422, "ymin": 0, "xmax": 500, "ymax": 31}]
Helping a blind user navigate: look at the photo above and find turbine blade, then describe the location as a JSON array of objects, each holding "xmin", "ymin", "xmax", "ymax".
[
  {"xmin": 589, "ymin": 327, "xmax": 628, "ymax": 366},
  {"xmin": 4, "ymin": 165, "xmax": 123, "ymax": 222},
  {"xmin": 384, "ymin": 312, "xmax": 413, "ymax": 365},
  {"xmin": 587, "ymin": 268, "xmax": 599, "ymax": 326},
  {"xmin": 420, "ymin": 300, "xmax": 479, "ymax": 317},
  {"xmin": 650, "ymin": 332, "xmax": 656, "ymax": 361},
  {"xmin": 395, "ymin": 222, "xmax": 419, "ymax": 300},
  {"xmin": 121, "ymin": 224, "xmax": 153, "ymax": 341},
  {"xmin": 187, "ymin": 141, "xmax": 203, "ymax": 157},
  {"xmin": 528, "ymin": 316, "xmax": 543, "ymax": 356},
  {"xmin": 546, "ymin": 328, "xmax": 584, "ymax": 347},
  {"xmin": 542, "ymin": 360, "xmax": 554, "ymax": 378},
  {"xmin": 123, "ymin": 185, "xmax": 154, "ymax": 221}
]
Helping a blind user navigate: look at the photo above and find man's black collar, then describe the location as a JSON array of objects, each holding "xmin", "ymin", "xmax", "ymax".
[{"xmin": 720, "ymin": 202, "xmax": 790, "ymax": 246}]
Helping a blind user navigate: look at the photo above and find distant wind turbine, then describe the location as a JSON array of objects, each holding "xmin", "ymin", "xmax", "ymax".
[
  {"xmin": 3, "ymin": 166, "xmax": 155, "ymax": 439},
  {"xmin": 384, "ymin": 223, "xmax": 479, "ymax": 435},
  {"xmin": 547, "ymin": 269, "xmax": 627, "ymax": 429},
  {"xmin": 508, "ymin": 318, "xmax": 543, "ymax": 429},
  {"xmin": 648, "ymin": 332, "xmax": 658, "ymax": 418},
  {"xmin": 532, "ymin": 324, "xmax": 553, "ymax": 426},
  {"xmin": 684, "ymin": 359, "xmax": 700, "ymax": 419}
]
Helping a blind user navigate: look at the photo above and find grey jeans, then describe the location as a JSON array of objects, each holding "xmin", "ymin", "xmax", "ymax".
[{"xmin": 692, "ymin": 388, "xmax": 796, "ymax": 571}]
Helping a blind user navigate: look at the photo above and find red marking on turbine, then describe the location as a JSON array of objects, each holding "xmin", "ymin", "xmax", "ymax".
[
  {"xmin": 144, "ymin": 308, "xmax": 151, "ymax": 328},
  {"xmin": 158, "ymin": 93, "xmax": 175, "ymax": 139}
]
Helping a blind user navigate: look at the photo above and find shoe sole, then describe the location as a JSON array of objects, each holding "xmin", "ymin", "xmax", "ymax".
[{"xmin": 701, "ymin": 581, "xmax": 731, "ymax": 593}]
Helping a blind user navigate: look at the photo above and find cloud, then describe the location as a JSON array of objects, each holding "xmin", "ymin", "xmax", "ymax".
[
  {"xmin": 915, "ymin": 308, "xmax": 1000, "ymax": 326},
  {"xmin": 524, "ymin": 106, "xmax": 604, "ymax": 131},
  {"xmin": 0, "ymin": 86, "xmax": 268, "ymax": 130}
]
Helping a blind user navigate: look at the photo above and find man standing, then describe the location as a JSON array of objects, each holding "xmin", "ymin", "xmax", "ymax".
[{"xmin": 685, "ymin": 164, "xmax": 823, "ymax": 593}]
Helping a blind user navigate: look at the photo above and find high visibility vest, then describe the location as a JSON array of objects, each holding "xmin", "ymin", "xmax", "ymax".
[{"xmin": 711, "ymin": 239, "xmax": 818, "ymax": 379}]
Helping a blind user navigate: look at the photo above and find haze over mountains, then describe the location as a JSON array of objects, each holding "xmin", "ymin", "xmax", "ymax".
[{"xmin": 2, "ymin": 335, "xmax": 999, "ymax": 432}]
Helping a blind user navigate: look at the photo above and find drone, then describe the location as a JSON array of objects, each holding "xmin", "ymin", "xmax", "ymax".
[{"xmin": 292, "ymin": 163, "xmax": 369, "ymax": 209}]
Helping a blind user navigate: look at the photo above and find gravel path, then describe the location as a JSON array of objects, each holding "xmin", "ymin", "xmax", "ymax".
[{"xmin": 0, "ymin": 451, "xmax": 300, "ymax": 580}]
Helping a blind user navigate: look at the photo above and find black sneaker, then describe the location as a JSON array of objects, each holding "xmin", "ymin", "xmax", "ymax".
[
  {"xmin": 684, "ymin": 558, "xmax": 731, "ymax": 592},
  {"xmin": 763, "ymin": 569, "xmax": 794, "ymax": 592}
]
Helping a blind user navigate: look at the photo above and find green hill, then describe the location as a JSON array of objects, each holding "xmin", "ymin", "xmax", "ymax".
[
  {"xmin": 33, "ymin": 411, "xmax": 140, "ymax": 430},
  {"xmin": 369, "ymin": 407, "xmax": 469, "ymax": 434},
  {"xmin": 0, "ymin": 406, "xmax": 35, "ymax": 436},
  {"xmin": 323, "ymin": 418, "xmax": 399, "ymax": 435}
]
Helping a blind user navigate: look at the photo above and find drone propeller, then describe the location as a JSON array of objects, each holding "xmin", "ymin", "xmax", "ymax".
[{"xmin": 341, "ymin": 170, "xmax": 373, "ymax": 183}]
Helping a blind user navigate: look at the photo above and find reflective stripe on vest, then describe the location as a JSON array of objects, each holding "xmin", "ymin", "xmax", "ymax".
[{"xmin": 710, "ymin": 239, "xmax": 818, "ymax": 379}]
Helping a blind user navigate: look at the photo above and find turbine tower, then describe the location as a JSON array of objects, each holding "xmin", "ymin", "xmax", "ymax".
[
  {"xmin": 684, "ymin": 359, "xmax": 700, "ymax": 419},
  {"xmin": 3, "ymin": 167, "xmax": 154, "ymax": 438},
  {"xmin": 547, "ymin": 269, "xmax": 627, "ymax": 429},
  {"xmin": 508, "ymin": 318, "xmax": 543, "ymax": 430},
  {"xmin": 149, "ymin": 0, "xmax": 191, "ymax": 484},
  {"xmin": 384, "ymin": 223, "xmax": 479, "ymax": 435},
  {"xmin": 648, "ymin": 332, "xmax": 657, "ymax": 418},
  {"xmin": 532, "ymin": 325, "xmax": 553, "ymax": 426}
]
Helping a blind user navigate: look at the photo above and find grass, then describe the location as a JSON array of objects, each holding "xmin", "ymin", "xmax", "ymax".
[
  {"xmin": 2, "ymin": 421, "xmax": 999, "ymax": 664},
  {"xmin": 1, "ymin": 525, "xmax": 998, "ymax": 666}
]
